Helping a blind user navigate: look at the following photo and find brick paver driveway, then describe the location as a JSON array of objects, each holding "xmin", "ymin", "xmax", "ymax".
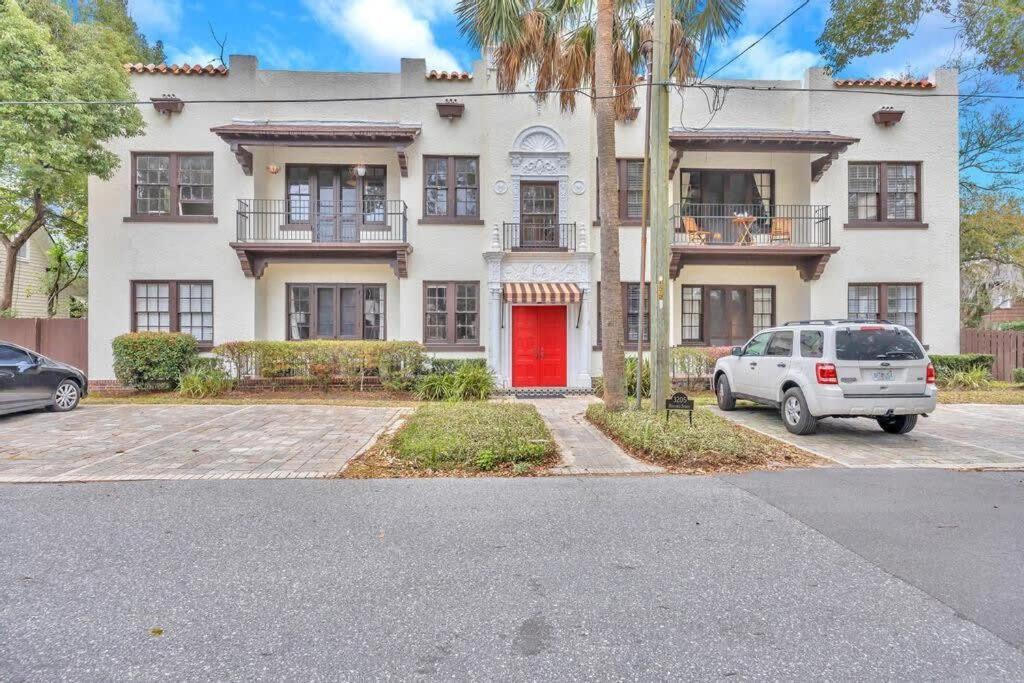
[
  {"xmin": 712, "ymin": 403, "xmax": 1024, "ymax": 469},
  {"xmin": 0, "ymin": 404, "xmax": 405, "ymax": 483}
]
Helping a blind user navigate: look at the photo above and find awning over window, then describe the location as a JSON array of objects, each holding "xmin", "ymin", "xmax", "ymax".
[{"xmin": 503, "ymin": 282, "xmax": 582, "ymax": 304}]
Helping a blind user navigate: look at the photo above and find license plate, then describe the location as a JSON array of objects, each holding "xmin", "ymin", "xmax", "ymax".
[{"xmin": 871, "ymin": 370, "xmax": 895, "ymax": 382}]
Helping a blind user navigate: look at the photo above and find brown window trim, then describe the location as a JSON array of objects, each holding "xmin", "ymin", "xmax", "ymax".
[
  {"xmin": 285, "ymin": 283, "xmax": 387, "ymax": 341},
  {"xmin": 676, "ymin": 284, "xmax": 777, "ymax": 347},
  {"xmin": 848, "ymin": 282, "xmax": 923, "ymax": 340},
  {"xmin": 422, "ymin": 281, "xmax": 481, "ymax": 348},
  {"xmin": 282, "ymin": 164, "xmax": 387, "ymax": 229},
  {"xmin": 594, "ymin": 281, "xmax": 652, "ymax": 350},
  {"xmin": 845, "ymin": 161, "xmax": 924, "ymax": 228},
  {"xmin": 126, "ymin": 152, "xmax": 215, "ymax": 222},
  {"xmin": 422, "ymin": 155, "xmax": 481, "ymax": 221},
  {"xmin": 594, "ymin": 158, "xmax": 651, "ymax": 226},
  {"xmin": 678, "ymin": 168, "xmax": 776, "ymax": 210},
  {"xmin": 129, "ymin": 279, "xmax": 215, "ymax": 350}
]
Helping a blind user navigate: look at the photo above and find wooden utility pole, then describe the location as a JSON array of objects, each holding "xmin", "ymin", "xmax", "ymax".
[
  {"xmin": 636, "ymin": 65, "xmax": 652, "ymax": 410},
  {"xmin": 648, "ymin": 0, "xmax": 672, "ymax": 411}
]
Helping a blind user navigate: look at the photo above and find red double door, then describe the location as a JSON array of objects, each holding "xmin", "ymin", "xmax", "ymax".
[{"xmin": 512, "ymin": 306, "xmax": 567, "ymax": 387}]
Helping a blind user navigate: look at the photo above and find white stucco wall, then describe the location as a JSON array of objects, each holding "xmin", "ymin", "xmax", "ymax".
[{"xmin": 86, "ymin": 55, "xmax": 960, "ymax": 380}]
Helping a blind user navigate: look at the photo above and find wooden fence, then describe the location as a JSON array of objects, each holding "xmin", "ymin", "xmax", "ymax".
[
  {"xmin": 960, "ymin": 328, "xmax": 1024, "ymax": 381},
  {"xmin": 0, "ymin": 318, "xmax": 87, "ymax": 373}
]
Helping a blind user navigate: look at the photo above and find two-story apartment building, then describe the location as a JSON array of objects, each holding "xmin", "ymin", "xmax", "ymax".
[{"xmin": 88, "ymin": 55, "xmax": 960, "ymax": 388}]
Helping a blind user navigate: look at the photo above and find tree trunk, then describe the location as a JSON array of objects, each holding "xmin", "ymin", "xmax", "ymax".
[
  {"xmin": 595, "ymin": 0, "xmax": 626, "ymax": 411},
  {"xmin": 0, "ymin": 190, "xmax": 46, "ymax": 313},
  {"xmin": 0, "ymin": 244, "xmax": 17, "ymax": 312}
]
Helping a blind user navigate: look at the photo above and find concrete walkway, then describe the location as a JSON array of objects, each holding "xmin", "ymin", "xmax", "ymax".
[{"xmin": 522, "ymin": 396, "xmax": 663, "ymax": 475}]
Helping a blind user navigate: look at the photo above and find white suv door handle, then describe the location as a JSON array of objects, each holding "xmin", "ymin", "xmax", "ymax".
[
  {"xmin": 749, "ymin": 361, "xmax": 758, "ymax": 367},
  {"xmin": 777, "ymin": 362, "xmax": 787, "ymax": 368}
]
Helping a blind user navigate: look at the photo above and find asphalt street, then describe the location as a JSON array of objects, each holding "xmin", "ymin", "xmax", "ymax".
[{"xmin": 2, "ymin": 470, "xmax": 1023, "ymax": 680}]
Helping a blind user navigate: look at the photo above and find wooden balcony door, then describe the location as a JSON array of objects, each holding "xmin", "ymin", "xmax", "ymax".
[
  {"xmin": 707, "ymin": 287, "xmax": 753, "ymax": 347},
  {"xmin": 287, "ymin": 164, "xmax": 385, "ymax": 243}
]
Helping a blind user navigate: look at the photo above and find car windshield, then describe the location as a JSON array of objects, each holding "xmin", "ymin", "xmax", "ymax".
[{"xmin": 835, "ymin": 328, "xmax": 924, "ymax": 361}]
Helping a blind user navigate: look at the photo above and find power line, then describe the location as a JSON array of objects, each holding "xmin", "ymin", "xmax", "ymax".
[{"xmin": 700, "ymin": 0, "xmax": 811, "ymax": 83}]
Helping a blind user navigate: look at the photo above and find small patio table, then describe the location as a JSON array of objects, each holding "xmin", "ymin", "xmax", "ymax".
[{"xmin": 732, "ymin": 214, "xmax": 757, "ymax": 245}]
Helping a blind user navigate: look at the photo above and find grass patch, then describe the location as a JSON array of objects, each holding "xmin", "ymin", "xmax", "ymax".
[
  {"xmin": 85, "ymin": 388, "xmax": 419, "ymax": 408},
  {"xmin": 938, "ymin": 381, "xmax": 1024, "ymax": 405},
  {"xmin": 344, "ymin": 402, "xmax": 557, "ymax": 477},
  {"xmin": 586, "ymin": 402, "xmax": 824, "ymax": 474}
]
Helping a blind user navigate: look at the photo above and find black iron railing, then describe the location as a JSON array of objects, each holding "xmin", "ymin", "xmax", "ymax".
[
  {"xmin": 502, "ymin": 222, "xmax": 577, "ymax": 251},
  {"xmin": 236, "ymin": 199, "xmax": 408, "ymax": 243},
  {"xmin": 671, "ymin": 203, "xmax": 830, "ymax": 246}
]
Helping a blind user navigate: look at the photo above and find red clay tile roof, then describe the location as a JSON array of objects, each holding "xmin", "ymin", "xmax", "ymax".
[
  {"xmin": 426, "ymin": 69, "xmax": 472, "ymax": 81},
  {"xmin": 834, "ymin": 78, "xmax": 934, "ymax": 89},
  {"xmin": 125, "ymin": 63, "xmax": 229, "ymax": 76}
]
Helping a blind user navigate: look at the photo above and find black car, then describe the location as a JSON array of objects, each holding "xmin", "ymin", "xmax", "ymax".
[{"xmin": 0, "ymin": 342, "xmax": 88, "ymax": 416}]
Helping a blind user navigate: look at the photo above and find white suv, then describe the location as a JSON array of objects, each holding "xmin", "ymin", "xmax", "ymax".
[{"xmin": 712, "ymin": 320, "xmax": 937, "ymax": 435}]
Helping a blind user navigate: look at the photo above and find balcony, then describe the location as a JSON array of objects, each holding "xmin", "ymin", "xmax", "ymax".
[
  {"xmin": 670, "ymin": 203, "xmax": 839, "ymax": 281},
  {"xmin": 230, "ymin": 199, "xmax": 411, "ymax": 278},
  {"xmin": 502, "ymin": 222, "xmax": 577, "ymax": 251}
]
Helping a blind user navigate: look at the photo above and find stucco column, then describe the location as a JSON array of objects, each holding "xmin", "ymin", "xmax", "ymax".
[
  {"xmin": 483, "ymin": 251, "xmax": 505, "ymax": 386},
  {"xmin": 576, "ymin": 288, "xmax": 592, "ymax": 388}
]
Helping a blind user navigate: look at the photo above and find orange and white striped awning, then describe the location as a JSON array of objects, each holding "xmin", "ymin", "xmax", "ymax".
[{"xmin": 503, "ymin": 282, "xmax": 582, "ymax": 304}]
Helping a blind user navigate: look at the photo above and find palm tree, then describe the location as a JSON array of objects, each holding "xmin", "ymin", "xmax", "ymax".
[{"xmin": 456, "ymin": 0, "xmax": 743, "ymax": 410}]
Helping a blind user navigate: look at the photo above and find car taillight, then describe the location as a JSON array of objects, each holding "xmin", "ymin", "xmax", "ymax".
[
  {"xmin": 816, "ymin": 362, "xmax": 838, "ymax": 384},
  {"xmin": 859, "ymin": 325, "xmax": 885, "ymax": 331},
  {"xmin": 926, "ymin": 362, "xmax": 936, "ymax": 384}
]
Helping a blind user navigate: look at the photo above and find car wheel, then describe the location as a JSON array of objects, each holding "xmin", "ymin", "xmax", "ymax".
[
  {"xmin": 781, "ymin": 387, "xmax": 818, "ymax": 435},
  {"xmin": 48, "ymin": 380, "xmax": 81, "ymax": 413},
  {"xmin": 716, "ymin": 375, "xmax": 736, "ymax": 411},
  {"xmin": 877, "ymin": 414, "xmax": 917, "ymax": 434}
]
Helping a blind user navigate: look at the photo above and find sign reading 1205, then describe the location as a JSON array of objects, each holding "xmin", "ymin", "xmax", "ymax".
[{"xmin": 665, "ymin": 392, "xmax": 695, "ymax": 425}]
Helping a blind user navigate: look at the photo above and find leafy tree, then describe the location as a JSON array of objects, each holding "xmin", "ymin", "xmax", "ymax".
[
  {"xmin": 40, "ymin": 232, "xmax": 87, "ymax": 317},
  {"xmin": 817, "ymin": 0, "xmax": 1024, "ymax": 82},
  {"xmin": 62, "ymin": 0, "xmax": 166, "ymax": 64},
  {"xmin": 456, "ymin": 0, "xmax": 742, "ymax": 409},
  {"xmin": 960, "ymin": 192, "xmax": 1024, "ymax": 325},
  {"xmin": 0, "ymin": 0, "xmax": 143, "ymax": 313}
]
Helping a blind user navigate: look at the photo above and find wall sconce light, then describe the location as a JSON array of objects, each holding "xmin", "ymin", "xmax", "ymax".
[
  {"xmin": 355, "ymin": 164, "xmax": 367, "ymax": 177},
  {"xmin": 266, "ymin": 164, "xmax": 281, "ymax": 175}
]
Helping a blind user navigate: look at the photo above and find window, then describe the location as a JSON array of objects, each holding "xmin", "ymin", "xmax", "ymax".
[
  {"xmin": 753, "ymin": 287, "xmax": 774, "ymax": 333},
  {"xmin": 0, "ymin": 344, "xmax": 32, "ymax": 365},
  {"xmin": 16, "ymin": 242, "xmax": 29, "ymax": 262},
  {"xmin": 743, "ymin": 331, "xmax": 773, "ymax": 357},
  {"xmin": 800, "ymin": 330, "xmax": 824, "ymax": 358},
  {"xmin": 597, "ymin": 282, "xmax": 650, "ymax": 346},
  {"xmin": 131, "ymin": 281, "xmax": 214, "ymax": 347},
  {"xmin": 423, "ymin": 281, "xmax": 480, "ymax": 347},
  {"xmin": 131, "ymin": 153, "xmax": 214, "ymax": 219},
  {"xmin": 285, "ymin": 165, "xmax": 386, "ymax": 225},
  {"xmin": 765, "ymin": 331, "xmax": 793, "ymax": 357},
  {"xmin": 595, "ymin": 159, "xmax": 651, "ymax": 223},
  {"xmin": 681, "ymin": 286, "xmax": 703, "ymax": 341},
  {"xmin": 680, "ymin": 169, "xmax": 774, "ymax": 211},
  {"xmin": 287, "ymin": 284, "xmax": 385, "ymax": 340},
  {"xmin": 520, "ymin": 182, "xmax": 558, "ymax": 247},
  {"xmin": 847, "ymin": 283, "xmax": 921, "ymax": 338},
  {"xmin": 422, "ymin": 156, "xmax": 480, "ymax": 221},
  {"xmin": 847, "ymin": 162, "xmax": 921, "ymax": 225}
]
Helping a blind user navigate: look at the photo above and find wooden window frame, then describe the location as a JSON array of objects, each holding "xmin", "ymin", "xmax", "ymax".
[
  {"xmin": 126, "ymin": 152, "xmax": 217, "ymax": 223},
  {"xmin": 419, "ymin": 155, "xmax": 483, "ymax": 224},
  {"xmin": 421, "ymin": 281, "xmax": 483, "ymax": 351},
  {"xmin": 676, "ymin": 284, "xmax": 776, "ymax": 347},
  {"xmin": 595, "ymin": 281, "xmax": 651, "ymax": 349},
  {"xmin": 594, "ymin": 158, "xmax": 651, "ymax": 226},
  {"xmin": 285, "ymin": 283, "xmax": 387, "ymax": 341},
  {"xmin": 678, "ymin": 168, "xmax": 776, "ymax": 210},
  {"xmin": 282, "ymin": 164, "xmax": 387, "ymax": 229},
  {"xmin": 847, "ymin": 282, "xmax": 923, "ymax": 340},
  {"xmin": 845, "ymin": 161, "xmax": 926, "ymax": 229},
  {"xmin": 680, "ymin": 285, "xmax": 704, "ymax": 343},
  {"xmin": 129, "ymin": 280, "xmax": 214, "ymax": 349}
]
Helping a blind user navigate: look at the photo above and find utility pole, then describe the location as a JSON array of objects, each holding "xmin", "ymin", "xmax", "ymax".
[{"xmin": 648, "ymin": 0, "xmax": 672, "ymax": 411}]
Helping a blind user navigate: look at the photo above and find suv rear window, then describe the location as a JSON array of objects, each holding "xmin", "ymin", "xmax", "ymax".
[{"xmin": 835, "ymin": 328, "xmax": 924, "ymax": 361}]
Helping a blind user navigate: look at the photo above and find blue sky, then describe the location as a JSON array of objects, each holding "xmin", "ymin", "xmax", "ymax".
[{"xmin": 128, "ymin": 0, "xmax": 976, "ymax": 81}]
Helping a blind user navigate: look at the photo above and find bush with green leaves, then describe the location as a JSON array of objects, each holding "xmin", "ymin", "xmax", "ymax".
[
  {"xmin": 672, "ymin": 346, "xmax": 732, "ymax": 389},
  {"xmin": 416, "ymin": 372, "xmax": 456, "ymax": 401},
  {"xmin": 937, "ymin": 367, "xmax": 992, "ymax": 390},
  {"xmin": 0, "ymin": 308, "xmax": 17, "ymax": 319},
  {"xmin": 426, "ymin": 357, "xmax": 487, "ymax": 375},
  {"xmin": 416, "ymin": 363, "xmax": 495, "ymax": 401},
  {"xmin": 929, "ymin": 353, "xmax": 994, "ymax": 377},
  {"xmin": 999, "ymin": 321, "xmax": 1024, "ymax": 332},
  {"xmin": 1013, "ymin": 368, "xmax": 1024, "ymax": 385},
  {"xmin": 178, "ymin": 361, "xmax": 235, "ymax": 398},
  {"xmin": 112, "ymin": 333, "xmax": 198, "ymax": 390}
]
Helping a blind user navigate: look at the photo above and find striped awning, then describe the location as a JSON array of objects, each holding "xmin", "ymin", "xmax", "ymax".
[{"xmin": 503, "ymin": 282, "xmax": 582, "ymax": 304}]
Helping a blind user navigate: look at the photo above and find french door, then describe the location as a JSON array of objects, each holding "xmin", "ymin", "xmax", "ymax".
[
  {"xmin": 512, "ymin": 306, "xmax": 567, "ymax": 387},
  {"xmin": 286, "ymin": 165, "xmax": 386, "ymax": 242}
]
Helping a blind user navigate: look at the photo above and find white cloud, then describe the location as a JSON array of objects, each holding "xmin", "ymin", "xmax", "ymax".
[
  {"xmin": 128, "ymin": 0, "xmax": 182, "ymax": 35},
  {"xmin": 301, "ymin": 0, "xmax": 461, "ymax": 72},
  {"xmin": 713, "ymin": 34, "xmax": 820, "ymax": 81},
  {"xmin": 166, "ymin": 45, "xmax": 219, "ymax": 67}
]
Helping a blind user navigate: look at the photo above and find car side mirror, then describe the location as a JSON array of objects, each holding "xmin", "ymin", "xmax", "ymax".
[
  {"xmin": 730, "ymin": 346, "xmax": 743, "ymax": 356},
  {"xmin": 923, "ymin": 344, "xmax": 930, "ymax": 351}
]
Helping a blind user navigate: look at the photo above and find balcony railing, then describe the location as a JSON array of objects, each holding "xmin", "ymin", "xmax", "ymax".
[
  {"xmin": 502, "ymin": 222, "xmax": 577, "ymax": 251},
  {"xmin": 236, "ymin": 199, "xmax": 408, "ymax": 243},
  {"xmin": 671, "ymin": 203, "xmax": 830, "ymax": 247}
]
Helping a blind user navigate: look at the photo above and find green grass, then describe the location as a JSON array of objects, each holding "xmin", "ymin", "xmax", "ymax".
[
  {"xmin": 938, "ymin": 381, "xmax": 1024, "ymax": 405},
  {"xmin": 390, "ymin": 402, "xmax": 557, "ymax": 472},
  {"xmin": 586, "ymin": 402, "xmax": 822, "ymax": 472}
]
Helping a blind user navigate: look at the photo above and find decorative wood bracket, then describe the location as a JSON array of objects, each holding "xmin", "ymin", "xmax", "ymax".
[
  {"xmin": 669, "ymin": 149, "xmax": 682, "ymax": 180},
  {"xmin": 872, "ymin": 108, "xmax": 905, "ymax": 127},
  {"xmin": 436, "ymin": 100, "xmax": 465, "ymax": 119},
  {"xmin": 397, "ymin": 150, "xmax": 408, "ymax": 178},
  {"xmin": 811, "ymin": 152, "xmax": 839, "ymax": 182},
  {"xmin": 230, "ymin": 143, "xmax": 253, "ymax": 176},
  {"xmin": 798, "ymin": 253, "xmax": 832, "ymax": 281},
  {"xmin": 625, "ymin": 106, "xmax": 641, "ymax": 122},
  {"xmin": 151, "ymin": 95, "xmax": 185, "ymax": 115},
  {"xmin": 390, "ymin": 249, "xmax": 409, "ymax": 278}
]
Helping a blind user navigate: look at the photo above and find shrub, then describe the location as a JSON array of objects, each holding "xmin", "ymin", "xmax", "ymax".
[
  {"xmin": 213, "ymin": 340, "xmax": 426, "ymax": 389},
  {"xmin": 0, "ymin": 308, "xmax": 17, "ymax": 319},
  {"xmin": 1013, "ymin": 368, "xmax": 1024, "ymax": 385},
  {"xmin": 451, "ymin": 363, "xmax": 495, "ymax": 400},
  {"xmin": 625, "ymin": 356, "xmax": 651, "ymax": 398},
  {"xmin": 178, "ymin": 362, "xmax": 234, "ymax": 398},
  {"xmin": 930, "ymin": 353, "xmax": 994, "ymax": 377},
  {"xmin": 416, "ymin": 373, "xmax": 455, "ymax": 401},
  {"xmin": 937, "ymin": 367, "xmax": 992, "ymax": 390},
  {"xmin": 112, "ymin": 333, "xmax": 198, "ymax": 390},
  {"xmin": 999, "ymin": 321, "xmax": 1024, "ymax": 331},
  {"xmin": 672, "ymin": 346, "xmax": 731, "ymax": 389},
  {"xmin": 427, "ymin": 357, "xmax": 487, "ymax": 375}
]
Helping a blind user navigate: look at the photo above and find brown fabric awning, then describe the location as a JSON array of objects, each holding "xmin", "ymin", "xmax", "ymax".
[{"xmin": 503, "ymin": 282, "xmax": 582, "ymax": 305}]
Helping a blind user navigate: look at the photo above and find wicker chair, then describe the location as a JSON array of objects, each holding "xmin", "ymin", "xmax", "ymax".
[
  {"xmin": 770, "ymin": 217, "xmax": 793, "ymax": 244},
  {"xmin": 683, "ymin": 216, "xmax": 711, "ymax": 244}
]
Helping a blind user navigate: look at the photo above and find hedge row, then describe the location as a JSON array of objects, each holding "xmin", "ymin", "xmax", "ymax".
[
  {"xmin": 112, "ymin": 333, "xmax": 198, "ymax": 390},
  {"xmin": 929, "ymin": 353, "xmax": 994, "ymax": 376}
]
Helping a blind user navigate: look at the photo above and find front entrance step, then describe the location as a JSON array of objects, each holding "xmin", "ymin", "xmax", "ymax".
[{"xmin": 495, "ymin": 387, "xmax": 595, "ymax": 397}]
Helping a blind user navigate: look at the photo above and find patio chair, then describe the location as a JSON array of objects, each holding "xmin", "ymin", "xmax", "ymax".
[
  {"xmin": 683, "ymin": 216, "xmax": 711, "ymax": 244},
  {"xmin": 770, "ymin": 217, "xmax": 793, "ymax": 244}
]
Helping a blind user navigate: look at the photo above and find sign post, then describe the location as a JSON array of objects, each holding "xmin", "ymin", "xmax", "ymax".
[{"xmin": 664, "ymin": 391, "xmax": 695, "ymax": 426}]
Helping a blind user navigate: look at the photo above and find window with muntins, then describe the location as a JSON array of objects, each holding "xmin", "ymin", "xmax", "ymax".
[
  {"xmin": 848, "ymin": 162, "xmax": 921, "ymax": 224},
  {"xmin": 131, "ymin": 280, "xmax": 214, "ymax": 347},
  {"xmin": 423, "ymin": 156, "xmax": 480, "ymax": 221},
  {"xmin": 596, "ymin": 282, "xmax": 651, "ymax": 345},
  {"xmin": 132, "ymin": 153, "xmax": 214, "ymax": 219},
  {"xmin": 423, "ymin": 281, "xmax": 480, "ymax": 347},
  {"xmin": 847, "ymin": 283, "xmax": 922, "ymax": 338},
  {"xmin": 287, "ymin": 284, "xmax": 385, "ymax": 340}
]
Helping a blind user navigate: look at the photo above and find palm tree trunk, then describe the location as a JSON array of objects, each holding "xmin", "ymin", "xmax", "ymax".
[{"xmin": 595, "ymin": 0, "xmax": 625, "ymax": 411}]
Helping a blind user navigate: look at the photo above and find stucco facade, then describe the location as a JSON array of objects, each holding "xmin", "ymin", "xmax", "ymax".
[{"xmin": 88, "ymin": 54, "xmax": 960, "ymax": 385}]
